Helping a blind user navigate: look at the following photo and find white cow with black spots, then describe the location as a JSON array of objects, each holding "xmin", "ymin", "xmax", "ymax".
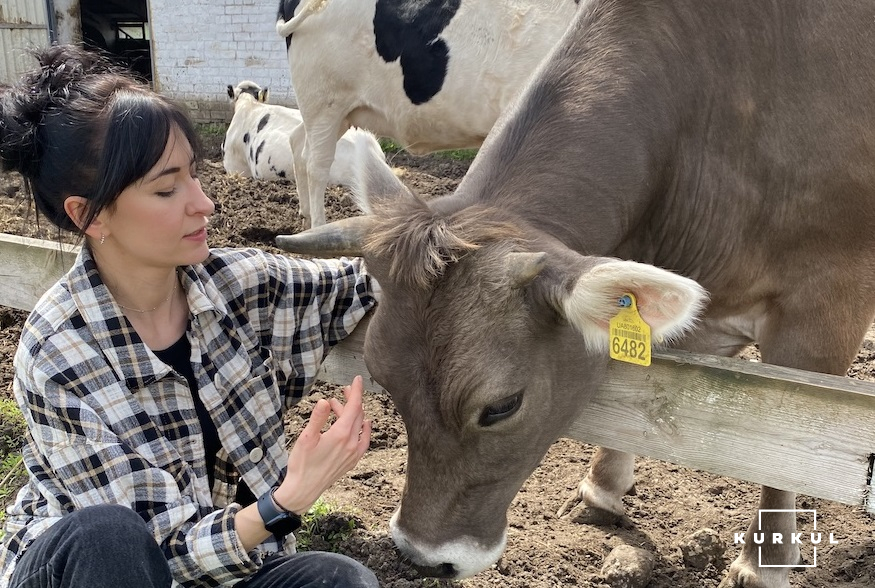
[
  {"xmin": 222, "ymin": 81, "xmax": 396, "ymax": 216},
  {"xmin": 276, "ymin": 0, "xmax": 581, "ymax": 228}
]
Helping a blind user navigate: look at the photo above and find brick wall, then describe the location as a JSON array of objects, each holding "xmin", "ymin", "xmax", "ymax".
[{"xmin": 149, "ymin": 0, "xmax": 296, "ymax": 124}]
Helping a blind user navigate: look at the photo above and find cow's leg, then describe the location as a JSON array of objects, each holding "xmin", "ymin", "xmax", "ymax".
[
  {"xmin": 289, "ymin": 124, "xmax": 312, "ymax": 228},
  {"xmin": 719, "ymin": 292, "xmax": 874, "ymax": 588},
  {"xmin": 718, "ymin": 487, "xmax": 798, "ymax": 588},
  {"xmin": 562, "ymin": 323, "xmax": 756, "ymax": 522},
  {"xmin": 575, "ymin": 448, "xmax": 636, "ymax": 519},
  {"xmin": 301, "ymin": 121, "xmax": 345, "ymax": 228}
]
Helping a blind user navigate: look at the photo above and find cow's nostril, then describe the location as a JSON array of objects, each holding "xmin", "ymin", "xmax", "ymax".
[{"xmin": 413, "ymin": 562, "xmax": 456, "ymax": 578}]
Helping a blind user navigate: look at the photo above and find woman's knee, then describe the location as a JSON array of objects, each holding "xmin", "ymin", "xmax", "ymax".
[
  {"xmin": 247, "ymin": 551, "xmax": 379, "ymax": 588},
  {"xmin": 63, "ymin": 504, "xmax": 154, "ymax": 548},
  {"xmin": 11, "ymin": 505, "xmax": 171, "ymax": 588},
  {"xmin": 319, "ymin": 552, "xmax": 378, "ymax": 587}
]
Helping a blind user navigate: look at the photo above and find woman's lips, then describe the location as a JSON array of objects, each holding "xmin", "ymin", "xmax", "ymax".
[{"xmin": 184, "ymin": 227, "xmax": 207, "ymax": 240}]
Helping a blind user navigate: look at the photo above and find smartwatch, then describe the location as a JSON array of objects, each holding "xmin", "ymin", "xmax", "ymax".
[{"xmin": 257, "ymin": 486, "xmax": 302, "ymax": 537}]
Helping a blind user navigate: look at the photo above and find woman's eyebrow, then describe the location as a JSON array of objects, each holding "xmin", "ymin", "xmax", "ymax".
[
  {"xmin": 145, "ymin": 166, "xmax": 181, "ymax": 183},
  {"xmin": 145, "ymin": 156, "xmax": 196, "ymax": 183}
]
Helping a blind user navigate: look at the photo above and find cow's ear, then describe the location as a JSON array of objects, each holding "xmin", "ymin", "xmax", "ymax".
[
  {"xmin": 259, "ymin": 88, "xmax": 270, "ymax": 102},
  {"xmin": 560, "ymin": 260, "xmax": 708, "ymax": 352},
  {"xmin": 227, "ymin": 85, "xmax": 234, "ymax": 99}
]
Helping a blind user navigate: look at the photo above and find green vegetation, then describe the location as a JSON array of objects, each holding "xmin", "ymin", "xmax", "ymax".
[
  {"xmin": 196, "ymin": 122, "xmax": 228, "ymax": 137},
  {"xmin": 0, "ymin": 454, "xmax": 24, "ymax": 505},
  {"xmin": 0, "ymin": 398, "xmax": 26, "ymax": 532},
  {"xmin": 0, "ymin": 398, "xmax": 25, "ymax": 460},
  {"xmin": 379, "ymin": 138, "xmax": 478, "ymax": 162},
  {"xmin": 438, "ymin": 148, "xmax": 478, "ymax": 162},
  {"xmin": 378, "ymin": 137, "xmax": 404, "ymax": 154},
  {"xmin": 295, "ymin": 498, "xmax": 360, "ymax": 552}
]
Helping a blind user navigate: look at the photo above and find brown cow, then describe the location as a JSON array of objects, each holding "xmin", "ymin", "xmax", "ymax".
[{"xmin": 276, "ymin": 0, "xmax": 875, "ymax": 586}]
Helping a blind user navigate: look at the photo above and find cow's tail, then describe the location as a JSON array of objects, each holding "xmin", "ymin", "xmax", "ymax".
[
  {"xmin": 348, "ymin": 129, "xmax": 410, "ymax": 214},
  {"xmin": 276, "ymin": 0, "xmax": 327, "ymax": 38}
]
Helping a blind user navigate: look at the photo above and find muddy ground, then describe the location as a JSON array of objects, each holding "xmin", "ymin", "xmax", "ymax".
[{"xmin": 0, "ymin": 132, "xmax": 873, "ymax": 588}]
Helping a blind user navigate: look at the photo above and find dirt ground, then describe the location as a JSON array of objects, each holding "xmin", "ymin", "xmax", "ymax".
[{"xmin": 0, "ymin": 133, "xmax": 873, "ymax": 588}]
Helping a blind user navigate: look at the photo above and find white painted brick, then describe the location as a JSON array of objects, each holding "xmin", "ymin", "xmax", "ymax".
[{"xmin": 148, "ymin": 0, "xmax": 295, "ymax": 121}]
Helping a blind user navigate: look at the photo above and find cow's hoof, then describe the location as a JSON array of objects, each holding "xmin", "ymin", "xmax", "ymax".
[
  {"xmin": 717, "ymin": 560, "xmax": 791, "ymax": 588},
  {"xmin": 572, "ymin": 504, "xmax": 632, "ymax": 527},
  {"xmin": 577, "ymin": 477, "xmax": 629, "ymax": 518},
  {"xmin": 556, "ymin": 492, "xmax": 581, "ymax": 518},
  {"xmin": 717, "ymin": 571, "xmax": 766, "ymax": 588},
  {"xmin": 556, "ymin": 485, "xmax": 634, "ymax": 519},
  {"xmin": 558, "ymin": 492, "xmax": 630, "ymax": 526}
]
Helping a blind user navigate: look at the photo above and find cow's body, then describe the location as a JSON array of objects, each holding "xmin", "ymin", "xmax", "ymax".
[
  {"xmin": 276, "ymin": 1, "xmax": 875, "ymax": 586},
  {"xmin": 276, "ymin": 0, "xmax": 580, "ymax": 227},
  {"xmin": 223, "ymin": 81, "xmax": 300, "ymax": 180},
  {"xmin": 222, "ymin": 81, "xmax": 395, "ymax": 214}
]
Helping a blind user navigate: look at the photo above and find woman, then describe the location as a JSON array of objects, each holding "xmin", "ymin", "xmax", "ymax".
[{"xmin": 0, "ymin": 45, "xmax": 380, "ymax": 587}]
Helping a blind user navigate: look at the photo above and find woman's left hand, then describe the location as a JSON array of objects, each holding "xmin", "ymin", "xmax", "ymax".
[{"xmin": 273, "ymin": 375, "xmax": 372, "ymax": 514}]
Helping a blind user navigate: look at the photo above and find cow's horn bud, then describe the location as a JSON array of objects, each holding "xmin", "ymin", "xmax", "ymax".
[
  {"xmin": 506, "ymin": 251, "xmax": 547, "ymax": 288},
  {"xmin": 276, "ymin": 216, "xmax": 375, "ymax": 257}
]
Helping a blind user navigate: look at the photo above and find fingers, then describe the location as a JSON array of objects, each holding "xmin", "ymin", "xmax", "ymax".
[
  {"xmin": 347, "ymin": 375, "xmax": 364, "ymax": 397},
  {"xmin": 328, "ymin": 397, "xmax": 345, "ymax": 417},
  {"xmin": 327, "ymin": 397, "xmax": 365, "ymax": 443},
  {"xmin": 326, "ymin": 377, "xmax": 369, "ymax": 458},
  {"xmin": 281, "ymin": 379, "xmax": 371, "ymax": 509},
  {"xmin": 303, "ymin": 376, "xmax": 369, "ymax": 448},
  {"xmin": 332, "ymin": 375, "xmax": 364, "ymax": 414},
  {"xmin": 329, "ymin": 375, "xmax": 365, "ymax": 424},
  {"xmin": 357, "ymin": 418, "xmax": 372, "ymax": 456},
  {"xmin": 299, "ymin": 398, "xmax": 331, "ymax": 444}
]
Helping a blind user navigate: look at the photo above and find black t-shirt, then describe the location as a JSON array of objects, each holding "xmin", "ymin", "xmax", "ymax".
[{"xmin": 154, "ymin": 333, "xmax": 256, "ymax": 506}]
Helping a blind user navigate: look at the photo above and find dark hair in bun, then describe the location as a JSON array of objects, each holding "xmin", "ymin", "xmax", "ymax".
[{"xmin": 0, "ymin": 44, "xmax": 201, "ymax": 233}]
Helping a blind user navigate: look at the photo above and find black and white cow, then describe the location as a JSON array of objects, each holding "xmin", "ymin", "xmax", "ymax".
[
  {"xmin": 277, "ymin": 1, "xmax": 875, "ymax": 586},
  {"xmin": 276, "ymin": 0, "xmax": 580, "ymax": 227},
  {"xmin": 222, "ymin": 81, "xmax": 397, "ymax": 218}
]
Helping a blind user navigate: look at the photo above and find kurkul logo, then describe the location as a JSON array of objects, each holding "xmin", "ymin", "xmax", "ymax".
[{"xmin": 732, "ymin": 509, "xmax": 839, "ymax": 568}]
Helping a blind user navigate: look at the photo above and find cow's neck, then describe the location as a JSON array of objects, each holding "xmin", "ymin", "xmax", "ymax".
[{"xmin": 443, "ymin": 24, "xmax": 679, "ymax": 261}]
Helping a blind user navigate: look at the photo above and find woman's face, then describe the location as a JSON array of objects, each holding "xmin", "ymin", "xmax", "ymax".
[{"xmin": 100, "ymin": 126, "xmax": 215, "ymax": 269}]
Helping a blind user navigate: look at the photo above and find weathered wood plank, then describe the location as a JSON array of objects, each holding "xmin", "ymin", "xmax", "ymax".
[
  {"xmin": 570, "ymin": 350, "xmax": 875, "ymax": 509},
  {"xmin": 0, "ymin": 234, "xmax": 78, "ymax": 312},
  {"xmin": 2, "ymin": 233, "xmax": 874, "ymax": 512}
]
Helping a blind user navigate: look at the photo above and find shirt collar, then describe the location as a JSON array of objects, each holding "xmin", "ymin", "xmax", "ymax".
[{"xmin": 63, "ymin": 246, "xmax": 224, "ymax": 390}]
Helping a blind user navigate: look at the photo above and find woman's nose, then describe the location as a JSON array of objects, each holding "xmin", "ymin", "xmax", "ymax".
[{"xmin": 190, "ymin": 178, "xmax": 216, "ymax": 215}]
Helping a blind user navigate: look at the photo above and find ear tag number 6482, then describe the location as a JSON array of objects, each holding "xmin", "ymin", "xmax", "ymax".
[{"xmin": 609, "ymin": 293, "xmax": 652, "ymax": 367}]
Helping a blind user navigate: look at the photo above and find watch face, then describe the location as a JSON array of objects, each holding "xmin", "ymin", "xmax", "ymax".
[
  {"xmin": 258, "ymin": 488, "xmax": 302, "ymax": 537},
  {"xmin": 268, "ymin": 511, "xmax": 301, "ymax": 536}
]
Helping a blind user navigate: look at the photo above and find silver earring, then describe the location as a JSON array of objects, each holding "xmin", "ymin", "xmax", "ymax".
[{"xmin": 100, "ymin": 234, "xmax": 106, "ymax": 245}]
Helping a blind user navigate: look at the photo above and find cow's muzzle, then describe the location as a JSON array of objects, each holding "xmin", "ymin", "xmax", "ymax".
[{"xmin": 412, "ymin": 562, "xmax": 457, "ymax": 578}]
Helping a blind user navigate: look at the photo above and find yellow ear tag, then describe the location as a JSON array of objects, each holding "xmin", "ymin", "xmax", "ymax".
[{"xmin": 609, "ymin": 293, "xmax": 652, "ymax": 366}]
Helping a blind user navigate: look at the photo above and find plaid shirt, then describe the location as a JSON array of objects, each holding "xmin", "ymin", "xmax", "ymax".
[{"xmin": 1, "ymin": 245, "xmax": 377, "ymax": 587}]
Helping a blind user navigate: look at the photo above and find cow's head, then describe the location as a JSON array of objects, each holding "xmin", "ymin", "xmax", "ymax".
[
  {"xmin": 227, "ymin": 80, "xmax": 269, "ymax": 103},
  {"xmin": 277, "ymin": 199, "xmax": 706, "ymax": 579}
]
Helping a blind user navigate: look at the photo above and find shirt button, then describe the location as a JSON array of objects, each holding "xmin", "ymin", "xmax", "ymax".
[{"xmin": 249, "ymin": 447, "xmax": 264, "ymax": 463}]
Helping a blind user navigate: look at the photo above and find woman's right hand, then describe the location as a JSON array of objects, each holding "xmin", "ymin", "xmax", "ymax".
[{"xmin": 272, "ymin": 375, "xmax": 372, "ymax": 514}]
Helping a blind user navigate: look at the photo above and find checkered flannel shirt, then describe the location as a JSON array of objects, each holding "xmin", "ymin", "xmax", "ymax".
[{"xmin": 0, "ymin": 245, "xmax": 377, "ymax": 587}]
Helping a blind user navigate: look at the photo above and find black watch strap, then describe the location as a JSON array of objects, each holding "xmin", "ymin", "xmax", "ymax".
[{"xmin": 257, "ymin": 486, "xmax": 302, "ymax": 537}]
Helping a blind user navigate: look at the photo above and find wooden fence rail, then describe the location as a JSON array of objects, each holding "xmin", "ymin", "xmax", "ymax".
[{"xmin": 2, "ymin": 233, "xmax": 873, "ymax": 514}]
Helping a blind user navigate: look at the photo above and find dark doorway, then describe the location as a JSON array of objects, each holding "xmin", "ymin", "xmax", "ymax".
[{"xmin": 80, "ymin": 0, "xmax": 152, "ymax": 81}]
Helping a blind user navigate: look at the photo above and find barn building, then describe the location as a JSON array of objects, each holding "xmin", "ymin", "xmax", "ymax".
[{"xmin": 0, "ymin": 0, "xmax": 296, "ymax": 123}]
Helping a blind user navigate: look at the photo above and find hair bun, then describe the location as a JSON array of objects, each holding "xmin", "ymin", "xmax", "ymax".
[{"xmin": 0, "ymin": 45, "xmax": 117, "ymax": 177}]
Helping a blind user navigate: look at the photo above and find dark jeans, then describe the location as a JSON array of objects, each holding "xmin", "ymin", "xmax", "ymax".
[{"xmin": 10, "ymin": 504, "xmax": 379, "ymax": 588}]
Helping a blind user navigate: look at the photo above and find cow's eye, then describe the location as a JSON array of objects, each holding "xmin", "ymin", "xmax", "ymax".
[{"xmin": 479, "ymin": 392, "xmax": 523, "ymax": 426}]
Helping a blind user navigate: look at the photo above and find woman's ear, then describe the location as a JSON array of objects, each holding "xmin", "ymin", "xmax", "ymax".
[{"xmin": 63, "ymin": 196, "xmax": 104, "ymax": 240}]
